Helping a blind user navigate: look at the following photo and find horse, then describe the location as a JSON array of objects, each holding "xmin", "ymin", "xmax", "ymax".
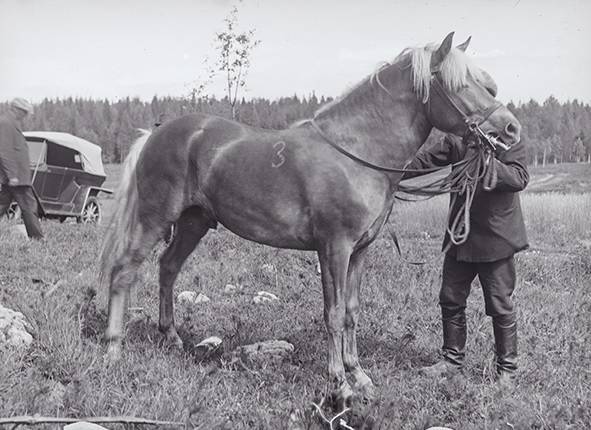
[{"xmin": 100, "ymin": 32, "xmax": 521, "ymax": 406}]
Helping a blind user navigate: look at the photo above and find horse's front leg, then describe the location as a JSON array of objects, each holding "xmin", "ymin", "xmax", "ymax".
[
  {"xmin": 343, "ymin": 247, "xmax": 375, "ymax": 397},
  {"xmin": 318, "ymin": 244, "xmax": 354, "ymax": 408}
]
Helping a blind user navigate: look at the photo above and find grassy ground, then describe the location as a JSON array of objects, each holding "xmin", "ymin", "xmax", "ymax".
[{"xmin": 1, "ymin": 163, "xmax": 590, "ymax": 429}]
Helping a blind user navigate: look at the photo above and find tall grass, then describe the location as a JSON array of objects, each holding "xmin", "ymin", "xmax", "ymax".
[
  {"xmin": 393, "ymin": 192, "xmax": 591, "ymax": 247},
  {"xmin": 521, "ymin": 192, "xmax": 591, "ymax": 247}
]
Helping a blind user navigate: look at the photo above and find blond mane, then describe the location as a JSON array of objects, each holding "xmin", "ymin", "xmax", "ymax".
[
  {"xmin": 314, "ymin": 42, "xmax": 487, "ymax": 117},
  {"xmin": 407, "ymin": 43, "xmax": 486, "ymax": 103}
]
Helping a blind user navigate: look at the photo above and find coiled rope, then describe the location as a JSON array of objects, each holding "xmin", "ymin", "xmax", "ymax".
[{"xmin": 397, "ymin": 146, "xmax": 497, "ymax": 245}]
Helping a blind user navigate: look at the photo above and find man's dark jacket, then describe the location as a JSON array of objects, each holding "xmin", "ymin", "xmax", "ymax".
[
  {"xmin": 0, "ymin": 115, "xmax": 32, "ymax": 186},
  {"xmin": 402, "ymin": 135, "xmax": 529, "ymax": 263}
]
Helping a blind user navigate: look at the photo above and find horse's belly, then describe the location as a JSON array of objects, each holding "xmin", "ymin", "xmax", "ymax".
[
  {"xmin": 215, "ymin": 205, "xmax": 315, "ymax": 250},
  {"xmin": 205, "ymin": 183, "xmax": 315, "ymax": 250},
  {"xmin": 223, "ymin": 221, "xmax": 314, "ymax": 250}
]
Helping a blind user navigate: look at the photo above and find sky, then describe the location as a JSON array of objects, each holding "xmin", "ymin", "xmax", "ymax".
[{"xmin": 1, "ymin": 0, "xmax": 590, "ymax": 106}]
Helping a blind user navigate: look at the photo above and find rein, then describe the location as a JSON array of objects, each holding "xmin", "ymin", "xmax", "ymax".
[
  {"xmin": 308, "ymin": 119, "xmax": 417, "ymax": 174},
  {"xmin": 309, "ymin": 117, "xmax": 476, "ymax": 178},
  {"xmin": 443, "ymin": 147, "xmax": 497, "ymax": 245}
]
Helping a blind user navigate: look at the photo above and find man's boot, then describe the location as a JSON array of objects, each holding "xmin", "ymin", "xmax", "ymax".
[
  {"xmin": 420, "ymin": 309, "xmax": 466, "ymax": 376},
  {"xmin": 493, "ymin": 313, "xmax": 518, "ymax": 385}
]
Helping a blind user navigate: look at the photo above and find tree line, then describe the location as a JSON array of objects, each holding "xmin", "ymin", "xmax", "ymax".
[{"xmin": 3, "ymin": 95, "xmax": 590, "ymax": 165}]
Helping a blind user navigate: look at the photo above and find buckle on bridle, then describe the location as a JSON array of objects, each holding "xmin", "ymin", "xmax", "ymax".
[{"xmin": 463, "ymin": 122, "xmax": 510, "ymax": 152}]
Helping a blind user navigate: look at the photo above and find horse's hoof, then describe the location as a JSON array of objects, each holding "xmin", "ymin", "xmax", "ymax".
[
  {"xmin": 328, "ymin": 382, "xmax": 355, "ymax": 411},
  {"xmin": 345, "ymin": 393, "xmax": 379, "ymax": 430},
  {"xmin": 344, "ymin": 407, "xmax": 377, "ymax": 430},
  {"xmin": 163, "ymin": 334, "xmax": 184, "ymax": 352},
  {"xmin": 105, "ymin": 342, "xmax": 122, "ymax": 363},
  {"xmin": 356, "ymin": 382, "xmax": 377, "ymax": 405}
]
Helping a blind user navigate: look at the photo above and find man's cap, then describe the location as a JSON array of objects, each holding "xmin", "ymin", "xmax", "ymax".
[{"xmin": 10, "ymin": 97, "xmax": 34, "ymax": 114}]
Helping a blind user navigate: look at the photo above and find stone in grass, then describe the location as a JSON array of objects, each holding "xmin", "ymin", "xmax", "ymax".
[
  {"xmin": 0, "ymin": 304, "xmax": 33, "ymax": 349},
  {"xmin": 252, "ymin": 291, "xmax": 279, "ymax": 304},
  {"xmin": 193, "ymin": 336, "xmax": 222, "ymax": 357},
  {"xmin": 192, "ymin": 336, "xmax": 222, "ymax": 361},
  {"xmin": 177, "ymin": 291, "xmax": 210, "ymax": 304},
  {"xmin": 64, "ymin": 423, "xmax": 110, "ymax": 430},
  {"xmin": 261, "ymin": 263, "xmax": 276, "ymax": 273},
  {"xmin": 234, "ymin": 340, "xmax": 294, "ymax": 363},
  {"xmin": 224, "ymin": 283, "xmax": 243, "ymax": 294},
  {"xmin": 4, "ymin": 224, "xmax": 27, "ymax": 239}
]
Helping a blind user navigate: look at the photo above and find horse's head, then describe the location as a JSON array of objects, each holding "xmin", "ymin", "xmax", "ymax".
[{"xmin": 416, "ymin": 32, "xmax": 521, "ymax": 148}]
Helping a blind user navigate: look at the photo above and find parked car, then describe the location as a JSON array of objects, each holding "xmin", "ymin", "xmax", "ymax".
[{"xmin": 5, "ymin": 131, "xmax": 112, "ymax": 224}]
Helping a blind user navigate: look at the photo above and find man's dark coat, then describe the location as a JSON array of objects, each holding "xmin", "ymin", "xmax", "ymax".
[
  {"xmin": 403, "ymin": 135, "xmax": 529, "ymax": 262},
  {"xmin": 0, "ymin": 115, "xmax": 32, "ymax": 186}
]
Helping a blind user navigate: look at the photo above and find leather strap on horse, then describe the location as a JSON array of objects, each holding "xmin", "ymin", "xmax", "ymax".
[
  {"xmin": 308, "ymin": 119, "xmax": 413, "ymax": 174},
  {"xmin": 386, "ymin": 225, "xmax": 432, "ymax": 265},
  {"xmin": 309, "ymin": 119, "xmax": 458, "ymax": 175},
  {"xmin": 429, "ymin": 75, "xmax": 504, "ymax": 133}
]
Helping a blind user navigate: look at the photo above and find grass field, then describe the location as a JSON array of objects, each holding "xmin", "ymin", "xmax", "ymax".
[{"xmin": 1, "ymin": 162, "xmax": 590, "ymax": 429}]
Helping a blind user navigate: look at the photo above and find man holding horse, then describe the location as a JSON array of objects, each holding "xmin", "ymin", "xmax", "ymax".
[
  {"xmin": 0, "ymin": 97, "xmax": 44, "ymax": 239},
  {"xmin": 402, "ymin": 131, "xmax": 529, "ymax": 385}
]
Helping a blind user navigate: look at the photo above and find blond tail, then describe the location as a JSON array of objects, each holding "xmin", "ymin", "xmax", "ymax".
[{"xmin": 99, "ymin": 130, "xmax": 152, "ymax": 287}]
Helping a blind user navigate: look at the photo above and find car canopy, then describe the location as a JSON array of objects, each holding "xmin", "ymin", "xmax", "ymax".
[{"xmin": 23, "ymin": 131, "xmax": 106, "ymax": 177}]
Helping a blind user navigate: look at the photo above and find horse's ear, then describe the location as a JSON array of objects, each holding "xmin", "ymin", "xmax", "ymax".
[
  {"xmin": 431, "ymin": 32, "xmax": 454, "ymax": 72},
  {"xmin": 456, "ymin": 36, "xmax": 471, "ymax": 52}
]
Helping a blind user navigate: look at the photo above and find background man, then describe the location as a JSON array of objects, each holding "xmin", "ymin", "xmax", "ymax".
[{"xmin": 0, "ymin": 98, "xmax": 44, "ymax": 239}]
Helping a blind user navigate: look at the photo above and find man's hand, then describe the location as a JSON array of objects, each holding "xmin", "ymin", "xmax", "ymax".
[{"xmin": 8, "ymin": 178, "xmax": 20, "ymax": 187}]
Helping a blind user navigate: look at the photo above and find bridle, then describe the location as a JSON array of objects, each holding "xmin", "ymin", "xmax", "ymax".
[{"xmin": 426, "ymin": 71, "xmax": 509, "ymax": 152}]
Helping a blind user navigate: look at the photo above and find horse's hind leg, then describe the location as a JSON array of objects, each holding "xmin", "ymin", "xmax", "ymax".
[
  {"xmin": 158, "ymin": 207, "xmax": 213, "ymax": 350},
  {"xmin": 106, "ymin": 223, "xmax": 162, "ymax": 358}
]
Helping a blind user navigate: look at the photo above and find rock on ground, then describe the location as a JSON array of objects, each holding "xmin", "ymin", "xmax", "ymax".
[
  {"xmin": 195, "ymin": 336, "xmax": 222, "ymax": 352},
  {"xmin": 252, "ymin": 291, "xmax": 279, "ymax": 304},
  {"xmin": 64, "ymin": 422, "xmax": 110, "ymax": 430},
  {"xmin": 177, "ymin": 291, "xmax": 210, "ymax": 304},
  {"xmin": 0, "ymin": 304, "xmax": 33, "ymax": 349},
  {"xmin": 3, "ymin": 224, "xmax": 28, "ymax": 238},
  {"xmin": 234, "ymin": 339, "xmax": 294, "ymax": 363}
]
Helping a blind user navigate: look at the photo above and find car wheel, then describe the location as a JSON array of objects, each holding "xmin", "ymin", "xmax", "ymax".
[{"xmin": 77, "ymin": 197, "xmax": 102, "ymax": 224}]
